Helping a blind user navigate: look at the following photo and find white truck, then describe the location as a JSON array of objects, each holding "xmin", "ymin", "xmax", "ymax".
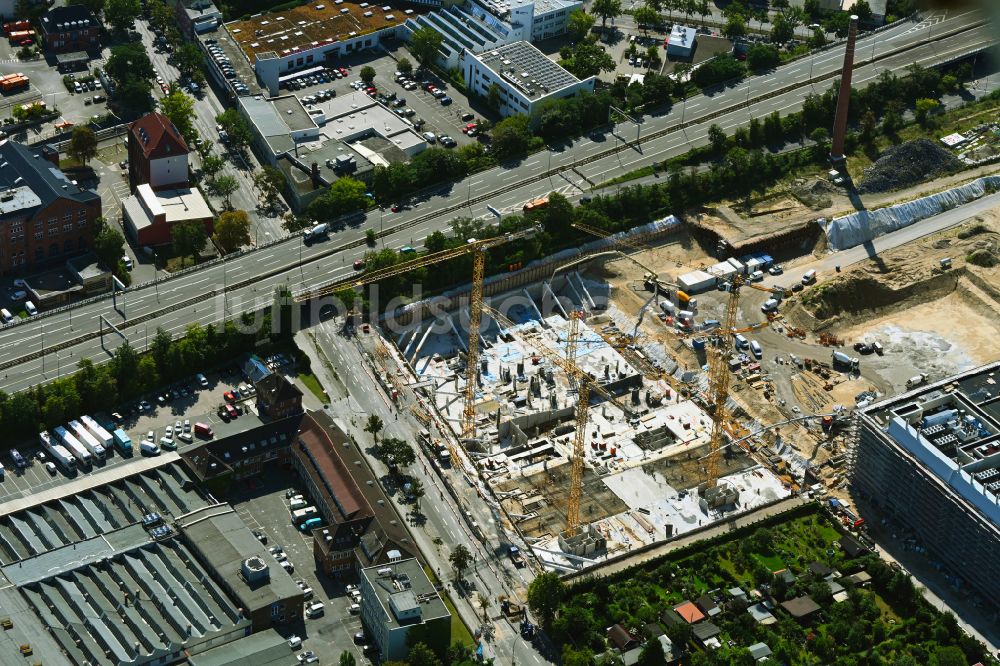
[
  {"xmin": 54, "ymin": 425, "xmax": 93, "ymax": 466},
  {"xmin": 81, "ymin": 415, "xmax": 114, "ymax": 451},
  {"xmin": 39, "ymin": 431, "xmax": 77, "ymax": 473},
  {"xmin": 68, "ymin": 419, "xmax": 106, "ymax": 461}
]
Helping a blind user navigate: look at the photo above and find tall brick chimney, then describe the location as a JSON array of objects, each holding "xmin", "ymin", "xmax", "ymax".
[{"xmin": 830, "ymin": 14, "xmax": 859, "ymax": 170}]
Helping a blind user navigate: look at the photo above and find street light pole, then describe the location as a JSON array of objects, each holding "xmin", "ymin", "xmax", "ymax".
[{"xmin": 153, "ymin": 250, "xmax": 159, "ymax": 301}]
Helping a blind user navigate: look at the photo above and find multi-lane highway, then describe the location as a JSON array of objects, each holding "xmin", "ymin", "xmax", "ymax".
[{"xmin": 0, "ymin": 8, "xmax": 993, "ymax": 393}]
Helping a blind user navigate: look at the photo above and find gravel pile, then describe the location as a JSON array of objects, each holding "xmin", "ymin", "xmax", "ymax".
[{"xmin": 858, "ymin": 139, "xmax": 963, "ymax": 194}]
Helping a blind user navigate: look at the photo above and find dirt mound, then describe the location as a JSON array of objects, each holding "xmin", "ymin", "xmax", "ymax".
[
  {"xmin": 795, "ymin": 270, "xmax": 960, "ymax": 323},
  {"xmin": 791, "ymin": 178, "xmax": 838, "ymax": 209},
  {"xmin": 858, "ymin": 139, "xmax": 963, "ymax": 194}
]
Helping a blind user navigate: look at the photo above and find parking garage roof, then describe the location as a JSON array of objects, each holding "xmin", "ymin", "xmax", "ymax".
[{"xmin": 226, "ymin": 1, "xmax": 420, "ymax": 64}]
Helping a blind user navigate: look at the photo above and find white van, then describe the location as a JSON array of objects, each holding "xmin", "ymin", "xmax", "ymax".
[
  {"xmin": 734, "ymin": 334, "xmax": 749, "ymax": 349},
  {"xmin": 801, "ymin": 269, "xmax": 817, "ymax": 285},
  {"xmin": 139, "ymin": 440, "xmax": 160, "ymax": 456},
  {"xmin": 0, "ymin": 308, "xmax": 13, "ymax": 324},
  {"xmin": 761, "ymin": 298, "xmax": 779, "ymax": 313},
  {"xmin": 749, "ymin": 270, "xmax": 764, "ymax": 282},
  {"xmin": 289, "ymin": 497, "xmax": 308, "ymax": 511},
  {"xmin": 305, "ymin": 602, "xmax": 325, "ymax": 618},
  {"xmin": 749, "ymin": 340, "xmax": 762, "ymax": 359},
  {"xmin": 24, "ymin": 301, "xmax": 37, "ymax": 316}
]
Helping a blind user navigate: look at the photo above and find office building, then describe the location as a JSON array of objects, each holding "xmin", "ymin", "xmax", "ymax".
[
  {"xmin": 38, "ymin": 5, "xmax": 100, "ymax": 53},
  {"xmin": 359, "ymin": 557, "xmax": 450, "ymax": 660},
  {"xmin": 122, "ymin": 183, "xmax": 213, "ymax": 246},
  {"xmin": 850, "ymin": 361, "xmax": 1000, "ymax": 609},
  {"xmin": 462, "ymin": 40, "xmax": 595, "ymax": 117}
]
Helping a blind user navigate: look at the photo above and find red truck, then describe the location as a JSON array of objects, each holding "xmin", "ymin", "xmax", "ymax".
[{"xmin": 2, "ymin": 20, "xmax": 30, "ymax": 35}]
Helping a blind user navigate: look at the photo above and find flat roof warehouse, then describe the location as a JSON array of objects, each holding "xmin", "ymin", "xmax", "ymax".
[{"xmin": 227, "ymin": 1, "xmax": 420, "ymax": 63}]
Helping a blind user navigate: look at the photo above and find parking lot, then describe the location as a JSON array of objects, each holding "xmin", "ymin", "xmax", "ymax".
[
  {"xmin": 0, "ymin": 357, "xmax": 297, "ymax": 502},
  {"xmin": 229, "ymin": 467, "xmax": 372, "ymax": 663},
  {"xmin": 279, "ymin": 43, "xmax": 483, "ymax": 150}
]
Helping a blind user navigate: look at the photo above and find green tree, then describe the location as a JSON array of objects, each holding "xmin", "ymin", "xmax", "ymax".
[
  {"xmin": 93, "ymin": 226, "xmax": 125, "ymax": 272},
  {"xmin": 307, "ymin": 177, "xmax": 369, "ymax": 221},
  {"xmin": 409, "ymin": 27, "xmax": 444, "ymax": 68},
  {"xmin": 708, "ymin": 123, "xmax": 727, "ymax": 154},
  {"xmin": 372, "ymin": 436, "xmax": 416, "ymax": 469},
  {"xmin": 747, "ymin": 43, "xmax": 780, "ymax": 71},
  {"xmin": 136, "ymin": 355, "xmax": 159, "ymax": 392},
  {"xmin": 407, "ymin": 477, "xmax": 425, "ymax": 510},
  {"xmin": 147, "ymin": 0, "xmax": 173, "ymax": 32},
  {"xmin": 397, "ymin": 56, "xmax": 413, "ymax": 75},
  {"xmin": 562, "ymin": 645, "xmax": 593, "ymax": 666},
  {"xmin": 338, "ymin": 652, "xmax": 356, "ymax": 666},
  {"xmin": 208, "ymin": 175, "xmax": 239, "ymax": 210},
  {"xmin": 110, "ymin": 340, "xmax": 140, "ymax": 392},
  {"xmin": 486, "ymin": 82, "xmax": 502, "ymax": 111},
  {"xmin": 854, "ymin": 0, "xmax": 872, "ymax": 21},
  {"xmin": 406, "ymin": 643, "xmax": 442, "ymax": 666},
  {"xmin": 590, "ymin": 0, "xmax": 621, "ymax": 28},
  {"xmin": 770, "ymin": 11, "xmax": 795, "ymax": 44},
  {"xmin": 646, "ymin": 45, "xmax": 662, "ymax": 71},
  {"xmin": 527, "ymin": 571, "xmax": 565, "ymax": 628},
  {"xmin": 914, "ymin": 97, "xmax": 939, "ymax": 127},
  {"xmin": 253, "ymin": 166, "xmax": 287, "ymax": 211},
  {"xmin": 201, "ymin": 154, "xmax": 225, "ymax": 182},
  {"xmin": 68, "ymin": 0, "xmax": 106, "ymax": 14},
  {"xmin": 172, "ymin": 219, "xmax": 208, "ymax": 266},
  {"xmin": 558, "ymin": 40, "xmax": 615, "ymax": 80},
  {"xmin": 809, "ymin": 26, "xmax": 827, "ymax": 49},
  {"xmin": 106, "ymin": 43, "xmax": 155, "ymax": 87},
  {"xmin": 724, "ymin": 13, "xmax": 747, "ymax": 41},
  {"xmin": 213, "ymin": 210, "xmax": 251, "ymax": 253},
  {"xmin": 360, "ymin": 65, "xmax": 376, "ymax": 84},
  {"xmin": 104, "ymin": 0, "xmax": 141, "ymax": 33},
  {"xmin": 150, "ymin": 327, "xmax": 172, "ymax": 373},
  {"xmin": 566, "ymin": 9, "xmax": 595, "ymax": 40},
  {"xmin": 772, "ymin": 0, "xmax": 788, "ymax": 10},
  {"xmin": 490, "ymin": 114, "xmax": 534, "ymax": 160},
  {"xmin": 698, "ymin": 0, "xmax": 711, "ymax": 25},
  {"xmin": 174, "ymin": 43, "xmax": 205, "ymax": 82},
  {"xmin": 159, "ymin": 87, "xmax": 198, "ymax": 144},
  {"xmin": 449, "ymin": 544, "xmax": 472, "ymax": 581},
  {"xmin": 118, "ymin": 78, "xmax": 155, "ymax": 113},
  {"xmin": 637, "ymin": 636, "xmax": 665, "ymax": 666},
  {"xmin": 633, "ymin": 5, "xmax": 660, "ymax": 35},
  {"xmin": 67, "ymin": 126, "xmax": 98, "ymax": 165},
  {"xmin": 666, "ymin": 622, "xmax": 692, "ymax": 651},
  {"xmin": 364, "ymin": 414, "xmax": 384, "ymax": 441},
  {"xmin": 215, "ymin": 108, "xmax": 252, "ymax": 151}
]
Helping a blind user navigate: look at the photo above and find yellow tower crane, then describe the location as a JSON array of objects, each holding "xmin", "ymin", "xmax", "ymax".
[
  {"xmin": 482, "ymin": 304, "xmax": 637, "ymax": 536},
  {"xmin": 293, "ymin": 225, "xmax": 541, "ymax": 443}
]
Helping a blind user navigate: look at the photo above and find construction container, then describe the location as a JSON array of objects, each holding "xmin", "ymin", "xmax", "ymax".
[
  {"xmin": 727, "ymin": 257, "xmax": 746, "ymax": 274},
  {"xmin": 677, "ymin": 270, "xmax": 717, "ymax": 294},
  {"xmin": 692, "ymin": 337, "xmax": 706, "ymax": 350},
  {"xmin": 710, "ymin": 261, "xmax": 737, "ymax": 281}
]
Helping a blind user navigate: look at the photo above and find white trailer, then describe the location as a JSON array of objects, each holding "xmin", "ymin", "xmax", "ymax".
[
  {"xmin": 68, "ymin": 420, "xmax": 106, "ymax": 461},
  {"xmin": 677, "ymin": 270, "xmax": 717, "ymax": 294},
  {"xmin": 54, "ymin": 425, "xmax": 93, "ymax": 466},
  {"xmin": 80, "ymin": 415, "xmax": 113, "ymax": 450},
  {"xmin": 39, "ymin": 431, "xmax": 77, "ymax": 472}
]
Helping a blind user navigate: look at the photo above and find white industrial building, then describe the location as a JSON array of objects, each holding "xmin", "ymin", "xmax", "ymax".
[
  {"xmin": 462, "ymin": 40, "xmax": 595, "ymax": 117},
  {"xmin": 667, "ymin": 24, "xmax": 696, "ymax": 58}
]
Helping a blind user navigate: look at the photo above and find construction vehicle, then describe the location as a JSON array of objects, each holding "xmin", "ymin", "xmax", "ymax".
[
  {"xmin": 294, "ymin": 225, "xmax": 540, "ymax": 448},
  {"xmin": 906, "ymin": 373, "xmax": 928, "ymax": 389},
  {"xmin": 507, "ymin": 545, "xmax": 525, "ymax": 567}
]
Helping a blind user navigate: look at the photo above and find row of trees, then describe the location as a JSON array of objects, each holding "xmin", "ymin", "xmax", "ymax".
[{"xmin": 0, "ymin": 295, "xmax": 295, "ymax": 437}]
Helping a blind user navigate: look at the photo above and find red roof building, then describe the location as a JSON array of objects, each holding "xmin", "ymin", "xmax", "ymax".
[
  {"xmin": 673, "ymin": 600, "xmax": 706, "ymax": 624},
  {"xmin": 127, "ymin": 112, "xmax": 190, "ymax": 192}
]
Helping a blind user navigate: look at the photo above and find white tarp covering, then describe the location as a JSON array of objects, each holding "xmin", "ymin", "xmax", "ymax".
[{"xmin": 820, "ymin": 176, "xmax": 1000, "ymax": 250}]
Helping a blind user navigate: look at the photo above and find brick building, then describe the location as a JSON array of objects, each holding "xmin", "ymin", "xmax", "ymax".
[
  {"xmin": 127, "ymin": 112, "xmax": 190, "ymax": 192},
  {"xmin": 0, "ymin": 140, "xmax": 101, "ymax": 274},
  {"xmin": 122, "ymin": 183, "xmax": 213, "ymax": 247},
  {"xmin": 255, "ymin": 373, "xmax": 303, "ymax": 419},
  {"xmin": 174, "ymin": 0, "xmax": 222, "ymax": 39},
  {"xmin": 38, "ymin": 5, "xmax": 99, "ymax": 54}
]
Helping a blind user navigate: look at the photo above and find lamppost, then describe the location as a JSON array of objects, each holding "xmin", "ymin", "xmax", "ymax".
[
  {"xmin": 152, "ymin": 249, "xmax": 159, "ymax": 301},
  {"xmin": 807, "ymin": 25, "xmax": 821, "ymax": 84}
]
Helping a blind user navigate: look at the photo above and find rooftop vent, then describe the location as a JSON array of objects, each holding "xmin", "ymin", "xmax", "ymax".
[{"xmin": 241, "ymin": 556, "xmax": 270, "ymax": 584}]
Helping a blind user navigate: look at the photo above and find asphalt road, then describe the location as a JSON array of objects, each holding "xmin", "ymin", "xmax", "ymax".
[
  {"xmin": 304, "ymin": 322, "xmax": 545, "ymax": 664},
  {"xmin": 0, "ymin": 9, "xmax": 992, "ymax": 393}
]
